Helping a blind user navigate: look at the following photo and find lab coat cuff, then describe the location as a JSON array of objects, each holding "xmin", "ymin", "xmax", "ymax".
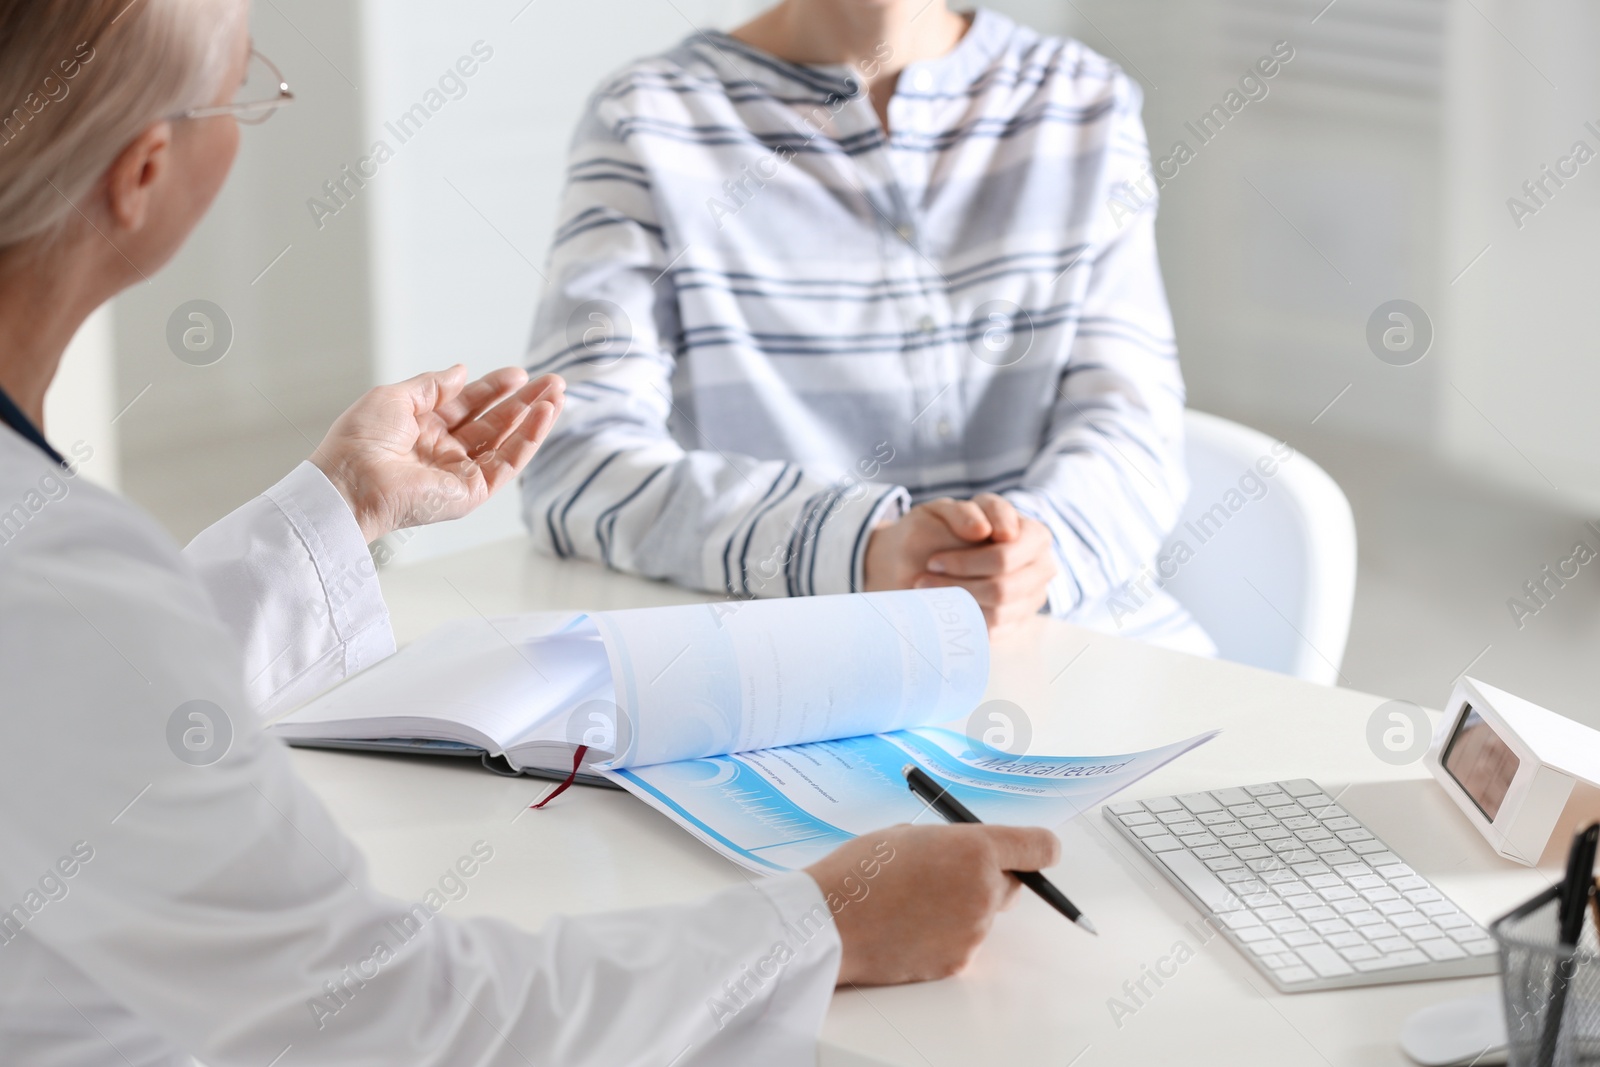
[{"xmin": 263, "ymin": 461, "xmax": 394, "ymax": 673}]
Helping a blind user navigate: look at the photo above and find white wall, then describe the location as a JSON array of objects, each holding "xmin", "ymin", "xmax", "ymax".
[{"xmin": 44, "ymin": 305, "xmax": 119, "ymax": 490}]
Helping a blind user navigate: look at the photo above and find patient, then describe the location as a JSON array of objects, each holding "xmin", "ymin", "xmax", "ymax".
[{"xmin": 523, "ymin": 0, "xmax": 1214, "ymax": 651}]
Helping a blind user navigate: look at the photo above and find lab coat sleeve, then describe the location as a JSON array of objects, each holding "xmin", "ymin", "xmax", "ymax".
[
  {"xmin": 1, "ymin": 492, "xmax": 840, "ymax": 1067},
  {"xmin": 184, "ymin": 460, "xmax": 396, "ymax": 716}
]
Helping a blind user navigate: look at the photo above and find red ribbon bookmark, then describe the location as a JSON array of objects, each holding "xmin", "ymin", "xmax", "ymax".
[{"xmin": 529, "ymin": 745, "xmax": 589, "ymax": 810}]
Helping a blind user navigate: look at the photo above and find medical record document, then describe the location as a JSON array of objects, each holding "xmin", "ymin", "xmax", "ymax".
[{"xmin": 274, "ymin": 589, "xmax": 1212, "ymax": 871}]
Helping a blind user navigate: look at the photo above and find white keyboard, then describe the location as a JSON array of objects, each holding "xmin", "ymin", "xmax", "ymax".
[{"xmin": 1105, "ymin": 779, "xmax": 1500, "ymax": 992}]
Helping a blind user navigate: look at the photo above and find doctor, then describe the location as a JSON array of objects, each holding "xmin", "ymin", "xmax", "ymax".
[{"xmin": 0, "ymin": 2, "xmax": 1060, "ymax": 1065}]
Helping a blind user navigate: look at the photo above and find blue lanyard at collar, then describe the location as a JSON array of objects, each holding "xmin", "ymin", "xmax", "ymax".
[{"xmin": 0, "ymin": 382, "xmax": 66, "ymax": 466}]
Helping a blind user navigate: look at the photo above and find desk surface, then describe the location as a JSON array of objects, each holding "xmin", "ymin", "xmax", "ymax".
[{"xmin": 290, "ymin": 537, "xmax": 1552, "ymax": 1066}]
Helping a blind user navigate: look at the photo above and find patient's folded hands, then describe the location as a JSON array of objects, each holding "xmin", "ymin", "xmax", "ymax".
[
  {"xmin": 312, "ymin": 365, "xmax": 565, "ymax": 543},
  {"xmin": 865, "ymin": 493, "xmax": 1056, "ymax": 631}
]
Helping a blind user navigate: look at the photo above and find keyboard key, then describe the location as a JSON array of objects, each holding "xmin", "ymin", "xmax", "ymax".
[
  {"xmin": 1158, "ymin": 810, "xmax": 1191, "ymax": 824},
  {"xmin": 1178, "ymin": 792, "xmax": 1222, "ymax": 813},
  {"xmin": 1146, "ymin": 795, "xmax": 1183, "ymax": 813},
  {"xmin": 1193, "ymin": 845, "xmax": 1230, "ymax": 860},
  {"xmin": 1371, "ymin": 937, "xmax": 1412, "ymax": 953},
  {"xmin": 1436, "ymin": 914, "xmax": 1474, "ymax": 931},
  {"xmin": 1348, "ymin": 874, "xmax": 1383, "ymax": 889},
  {"xmin": 1119, "ymin": 811, "xmax": 1157, "ymax": 825},
  {"xmin": 1229, "ymin": 803, "xmax": 1268, "ymax": 818},
  {"xmin": 1221, "ymin": 834, "xmax": 1257, "ymax": 849},
  {"xmin": 1328, "ymin": 931, "xmax": 1366, "ymax": 948},
  {"xmin": 1350, "ymin": 840, "xmax": 1387, "ymax": 855},
  {"xmin": 1157, "ymin": 848, "xmax": 1245, "ymax": 912},
  {"xmin": 1301, "ymin": 907, "xmax": 1339, "ymax": 923},
  {"xmin": 1108, "ymin": 801, "xmax": 1145, "ymax": 815},
  {"xmin": 1364, "ymin": 923, "xmax": 1401, "ymax": 940},
  {"xmin": 1284, "ymin": 816, "xmax": 1317, "ymax": 830},
  {"xmin": 1244, "ymin": 783, "xmax": 1280, "ymax": 796},
  {"xmin": 1376, "ymin": 900, "xmax": 1415, "ymax": 916},
  {"xmin": 1269, "ymin": 918, "xmax": 1310, "ymax": 935},
  {"xmin": 1280, "ymin": 850, "xmax": 1318, "ymax": 865},
  {"xmin": 1310, "ymin": 804, "xmax": 1346, "ymax": 821},
  {"xmin": 1198, "ymin": 810, "xmax": 1235, "ymax": 826},
  {"xmin": 1132, "ymin": 822, "xmax": 1170, "ymax": 838},
  {"xmin": 1265, "ymin": 952, "xmax": 1302, "ymax": 969},
  {"xmin": 1336, "ymin": 828, "xmax": 1373, "ymax": 843},
  {"xmin": 1223, "ymin": 911, "xmax": 1262, "ymax": 930},
  {"xmin": 1296, "ymin": 943, "xmax": 1355, "ymax": 978},
  {"xmin": 1321, "ymin": 850, "xmax": 1361, "ymax": 866},
  {"xmin": 1333, "ymin": 863, "xmax": 1372, "ymax": 878},
  {"xmin": 1257, "ymin": 905, "xmax": 1293, "ymax": 921},
  {"xmin": 1261, "ymin": 869, "xmax": 1296, "ymax": 883},
  {"xmin": 1310, "ymin": 917, "xmax": 1349, "ymax": 934},
  {"xmin": 1347, "ymin": 911, "xmax": 1383, "ymax": 927},
  {"xmin": 1267, "ymin": 804, "xmax": 1304, "ymax": 819},
  {"xmin": 1248, "ymin": 938, "xmax": 1289, "ymax": 956},
  {"xmin": 1332, "ymin": 899, "xmax": 1368, "ymax": 915},
  {"xmin": 1295, "ymin": 827, "xmax": 1333, "ymax": 842},
  {"xmin": 1242, "ymin": 815, "xmax": 1277, "ymax": 830},
  {"xmin": 1249, "ymin": 858, "xmax": 1286, "ymax": 873},
  {"xmin": 1354, "ymin": 957, "xmax": 1405, "ymax": 972},
  {"xmin": 1291, "ymin": 862, "xmax": 1331, "ymax": 877},
  {"xmin": 1309, "ymin": 841, "xmax": 1345, "ymax": 855},
  {"xmin": 1236, "ymin": 925, "xmax": 1276, "ymax": 943},
  {"xmin": 1361, "ymin": 887, "xmax": 1400, "ymax": 903},
  {"xmin": 1272, "ymin": 881, "xmax": 1310, "ymax": 898},
  {"xmin": 1365, "ymin": 852, "xmax": 1402, "ymax": 867},
  {"xmin": 1304, "ymin": 873, "xmax": 1340, "ymax": 889},
  {"xmin": 1282, "ymin": 780, "xmax": 1320, "ymax": 797},
  {"xmin": 1283, "ymin": 930, "xmax": 1322, "ymax": 947},
  {"xmin": 1339, "ymin": 944, "xmax": 1381, "ymax": 962},
  {"xmin": 1391, "ymin": 875, "xmax": 1429, "ymax": 891},
  {"xmin": 1235, "ymin": 846, "xmax": 1271, "ymax": 860},
  {"xmin": 1275, "ymin": 966, "xmax": 1316, "ymax": 984},
  {"xmin": 1419, "ymin": 901, "xmax": 1455, "ymax": 916},
  {"xmin": 1462, "ymin": 940, "xmax": 1498, "ymax": 956},
  {"xmin": 1417, "ymin": 939, "xmax": 1467, "ymax": 961},
  {"xmin": 1299, "ymin": 793, "xmax": 1334, "ymax": 808},
  {"xmin": 1252, "ymin": 793, "xmax": 1291, "ymax": 807},
  {"xmin": 1320, "ymin": 887, "xmax": 1358, "ymax": 903},
  {"xmin": 1144, "ymin": 834, "xmax": 1182, "ymax": 852},
  {"xmin": 1206, "ymin": 857, "xmax": 1243, "ymax": 871},
  {"xmin": 1405, "ymin": 924, "xmax": 1445, "ymax": 942},
  {"xmin": 1179, "ymin": 833, "xmax": 1220, "ymax": 848},
  {"xmin": 1233, "ymin": 880, "xmax": 1268, "ymax": 895},
  {"xmin": 1217, "ymin": 868, "xmax": 1254, "ymax": 884},
  {"xmin": 1169, "ymin": 821, "xmax": 1205, "ymax": 836},
  {"xmin": 1390, "ymin": 911, "xmax": 1427, "ymax": 927},
  {"xmin": 1447, "ymin": 926, "xmax": 1486, "ymax": 943},
  {"xmin": 1324, "ymin": 816, "xmax": 1360, "ymax": 831},
  {"xmin": 1283, "ymin": 895, "xmax": 1322, "ymax": 911},
  {"xmin": 1212, "ymin": 787, "xmax": 1253, "ymax": 805}
]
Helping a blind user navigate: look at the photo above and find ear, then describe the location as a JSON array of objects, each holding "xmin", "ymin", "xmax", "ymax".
[{"xmin": 104, "ymin": 121, "xmax": 174, "ymax": 234}]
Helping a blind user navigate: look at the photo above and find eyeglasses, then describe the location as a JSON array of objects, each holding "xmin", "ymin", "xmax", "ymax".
[{"xmin": 177, "ymin": 49, "xmax": 294, "ymax": 125}]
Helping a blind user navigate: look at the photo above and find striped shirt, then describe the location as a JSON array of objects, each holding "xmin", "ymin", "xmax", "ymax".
[{"xmin": 522, "ymin": 8, "xmax": 1213, "ymax": 654}]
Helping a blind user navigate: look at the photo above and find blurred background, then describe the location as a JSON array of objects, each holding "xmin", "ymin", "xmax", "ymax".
[{"xmin": 55, "ymin": 0, "xmax": 1600, "ymax": 718}]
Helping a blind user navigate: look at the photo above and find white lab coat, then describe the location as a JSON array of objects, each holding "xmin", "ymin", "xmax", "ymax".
[{"xmin": 0, "ymin": 428, "xmax": 839, "ymax": 1066}]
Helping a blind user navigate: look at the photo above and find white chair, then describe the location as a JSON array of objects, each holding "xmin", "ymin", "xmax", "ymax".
[{"xmin": 1158, "ymin": 410, "xmax": 1357, "ymax": 684}]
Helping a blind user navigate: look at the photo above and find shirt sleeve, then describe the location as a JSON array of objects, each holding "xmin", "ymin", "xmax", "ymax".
[
  {"xmin": 520, "ymin": 92, "xmax": 909, "ymax": 600},
  {"xmin": 183, "ymin": 461, "xmax": 396, "ymax": 716},
  {"xmin": 1, "ymin": 497, "xmax": 840, "ymax": 1067},
  {"xmin": 1002, "ymin": 74, "xmax": 1190, "ymax": 618}
]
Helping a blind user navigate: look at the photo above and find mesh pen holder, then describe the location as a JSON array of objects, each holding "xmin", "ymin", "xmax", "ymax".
[{"xmin": 1494, "ymin": 884, "xmax": 1600, "ymax": 1066}]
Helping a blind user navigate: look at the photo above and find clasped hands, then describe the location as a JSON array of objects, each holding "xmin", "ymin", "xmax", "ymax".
[{"xmin": 865, "ymin": 492, "xmax": 1057, "ymax": 631}]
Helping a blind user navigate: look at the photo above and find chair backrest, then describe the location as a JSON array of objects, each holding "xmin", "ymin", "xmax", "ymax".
[{"xmin": 1159, "ymin": 410, "xmax": 1357, "ymax": 684}]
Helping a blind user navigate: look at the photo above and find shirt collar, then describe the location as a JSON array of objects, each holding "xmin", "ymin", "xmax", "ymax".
[
  {"xmin": 0, "ymin": 380, "xmax": 66, "ymax": 466},
  {"xmin": 695, "ymin": 7, "xmax": 1012, "ymax": 101}
]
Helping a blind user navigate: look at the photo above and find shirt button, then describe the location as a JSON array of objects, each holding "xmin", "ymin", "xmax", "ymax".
[
  {"xmin": 918, "ymin": 315, "xmax": 937, "ymax": 334},
  {"xmin": 912, "ymin": 69, "xmax": 934, "ymax": 92}
]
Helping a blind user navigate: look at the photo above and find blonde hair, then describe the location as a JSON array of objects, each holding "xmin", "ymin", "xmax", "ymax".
[{"xmin": 0, "ymin": 0, "xmax": 247, "ymax": 252}]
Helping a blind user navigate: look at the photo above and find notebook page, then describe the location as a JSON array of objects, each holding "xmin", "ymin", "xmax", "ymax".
[
  {"xmin": 275, "ymin": 614, "xmax": 609, "ymax": 753},
  {"xmin": 595, "ymin": 588, "xmax": 987, "ymax": 769}
]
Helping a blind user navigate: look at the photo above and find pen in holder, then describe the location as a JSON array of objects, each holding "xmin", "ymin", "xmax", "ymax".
[{"xmin": 1493, "ymin": 824, "xmax": 1600, "ymax": 1066}]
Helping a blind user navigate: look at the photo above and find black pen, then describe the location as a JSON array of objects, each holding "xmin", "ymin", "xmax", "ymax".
[{"xmin": 902, "ymin": 764, "xmax": 1097, "ymax": 936}]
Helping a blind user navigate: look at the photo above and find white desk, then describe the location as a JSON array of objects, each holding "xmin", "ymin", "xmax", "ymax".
[{"xmin": 289, "ymin": 537, "xmax": 1554, "ymax": 1066}]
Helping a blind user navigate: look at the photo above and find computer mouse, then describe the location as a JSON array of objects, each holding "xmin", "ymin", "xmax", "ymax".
[{"xmin": 1399, "ymin": 992, "xmax": 1509, "ymax": 1066}]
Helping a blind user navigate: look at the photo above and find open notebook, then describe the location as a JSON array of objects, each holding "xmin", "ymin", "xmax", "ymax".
[
  {"xmin": 275, "ymin": 589, "xmax": 1217, "ymax": 871},
  {"xmin": 273, "ymin": 589, "xmax": 990, "ymax": 783}
]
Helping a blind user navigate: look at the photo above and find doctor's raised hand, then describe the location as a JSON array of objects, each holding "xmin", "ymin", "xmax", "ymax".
[{"xmin": 311, "ymin": 365, "xmax": 564, "ymax": 544}]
